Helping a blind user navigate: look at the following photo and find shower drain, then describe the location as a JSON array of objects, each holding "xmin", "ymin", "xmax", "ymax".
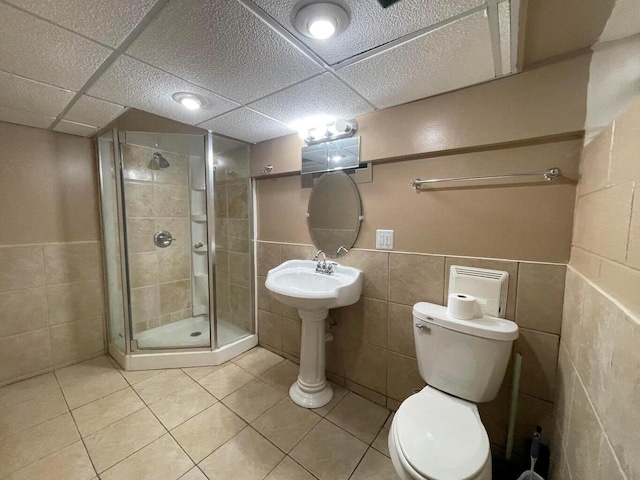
[{"xmin": 190, "ymin": 331, "xmax": 202, "ymax": 337}]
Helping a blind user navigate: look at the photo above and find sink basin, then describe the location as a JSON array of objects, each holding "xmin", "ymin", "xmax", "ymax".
[
  {"xmin": 265, "ymin": 259, "xmax": 363, "ymax": 408},
  {"xmin": 265, "ymin": 260, "xmax": 362, "ymax": 310}
]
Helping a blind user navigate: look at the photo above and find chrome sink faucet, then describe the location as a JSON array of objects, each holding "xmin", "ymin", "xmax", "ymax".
[{"xmin": 313, "ymin": 250, "xmax": 336, "ymax": 275}]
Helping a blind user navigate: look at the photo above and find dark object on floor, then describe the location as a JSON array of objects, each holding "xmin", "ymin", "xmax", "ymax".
[
  {"xmin": 377, "ymin": 0, "xmax": 403, "ymax": 8},
  {"xmin": 492, "ymin": 454, "xmax": 522, "ymax": 480}
]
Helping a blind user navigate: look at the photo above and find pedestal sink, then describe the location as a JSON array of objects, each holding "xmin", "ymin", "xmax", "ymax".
[{"xmin": 265, "ymin": 260, "xmax": 363, "ymax": 408}]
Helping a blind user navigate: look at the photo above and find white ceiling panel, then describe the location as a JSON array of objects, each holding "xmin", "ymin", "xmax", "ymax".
[
  {"xmin": 6, "ymin": 0, "xmax": 158, "ymax": 48},
  {"xmin": 0, "ymin": 3, "xmax": 112, "ymax": 91},
  {"xmin": 53, "ymin": 120, "xmax": 98, "ymax": 137},
  {"xmin": 0, "ymin": 71, "xmax": 75, "ymax": 118},
  {"xmin": 250, "ymin": 0, "xmax": 484, "ymax": 65},
  {"xmin": 0, "ymin": 106, "xmax": 55, "ymax": 129},
  {"xmin": 126, "ymin": 0, "xmax": 323, "ymax": 104},
  {"xmin": 64, "ymin": 95, "xmax": 125, "ymax": 128},
  {"xmin": 248, "ymin": 73, "xmax": 375, "ymax": 125},
  {"xmin": 199, "ymin": 108, "xmax": 296, "ymax": 144},
  {"xmin": 337, "ymin": 11, "xmax": 495, "ymax": 109},
  {"xmin": 87, "ymin": 55, "xmax": 239, "ymax": 125}
]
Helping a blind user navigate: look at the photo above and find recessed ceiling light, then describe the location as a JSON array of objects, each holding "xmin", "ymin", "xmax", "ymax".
[
  {"xmin": 294, "ymin": 3, "xmax": 350, "ymax": 40},
  {"xmin": 172, "ymin": 92, "xmax": 204, "ymax": 110}
]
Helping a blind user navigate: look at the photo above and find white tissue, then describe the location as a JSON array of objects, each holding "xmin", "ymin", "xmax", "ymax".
[{"xmin": 447, "ymin": 293, "xmax": 480, "ymax": 320}]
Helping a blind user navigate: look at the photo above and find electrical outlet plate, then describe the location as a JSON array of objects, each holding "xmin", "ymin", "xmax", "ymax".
[{"xmin": 376, "ymin": 229, "xmax": 394, "ymax": 250}]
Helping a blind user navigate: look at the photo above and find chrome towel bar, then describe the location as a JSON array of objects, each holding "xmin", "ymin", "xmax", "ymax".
[{"xmin": 411, "ymin": 167, "xmax": 561, "ymax": 190}]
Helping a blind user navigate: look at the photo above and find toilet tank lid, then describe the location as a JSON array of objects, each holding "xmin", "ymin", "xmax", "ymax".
[{"xmin": 413, "ymin": 302, "xmax": 519, "ymax": 341}]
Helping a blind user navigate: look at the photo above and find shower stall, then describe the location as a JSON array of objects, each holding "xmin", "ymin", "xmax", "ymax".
[{"xmin": 97, "ymin": 129, "xmax": 256, "ymax": 370}]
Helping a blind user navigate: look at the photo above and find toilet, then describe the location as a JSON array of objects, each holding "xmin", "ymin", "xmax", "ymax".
[{"xmin": 388, "ymin": 301, "xmax": 519, "ymax": 480}]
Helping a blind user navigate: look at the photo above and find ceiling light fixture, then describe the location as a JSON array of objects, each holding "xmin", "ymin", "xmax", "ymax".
[
  {"xmin": 172, "ymin": 92, "xmax": 204, "ymax": 110},
  {"xmin": 294, "ymin": 3, "xmax": 350, "ymax": 40}
]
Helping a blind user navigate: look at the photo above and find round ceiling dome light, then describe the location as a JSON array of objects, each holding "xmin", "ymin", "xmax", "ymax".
[
  {"xmin": 172, "ymin": 92, "xmax": 204, "ymax": 110},
  {"xmin": 294, "ymin": 3, "xmax": 350, "ymax": 40}
]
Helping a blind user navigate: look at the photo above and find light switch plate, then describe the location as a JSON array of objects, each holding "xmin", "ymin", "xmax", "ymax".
[{"xmin": 376, "ymin": 229, "xmax": 394, "ymax": 250}]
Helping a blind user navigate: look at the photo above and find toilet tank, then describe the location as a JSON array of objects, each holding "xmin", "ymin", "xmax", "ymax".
[{"xmin": 413, "ymin": 302, "xmax": 518, "ymax": 403}]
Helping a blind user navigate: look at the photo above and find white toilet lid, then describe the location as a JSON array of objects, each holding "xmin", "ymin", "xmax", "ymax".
[{"xmin": 394, "ymin": 387, "xmax": 489, "ymax": 480}]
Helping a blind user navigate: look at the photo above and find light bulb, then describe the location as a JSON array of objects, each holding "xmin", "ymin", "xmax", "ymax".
[
  {"xmin": 180, "ymin": 97, "xmax": 201, "ymax": 110},
  {"xmin": 308, "ymin": 19, "xmax": 336, "ymax": 39}
]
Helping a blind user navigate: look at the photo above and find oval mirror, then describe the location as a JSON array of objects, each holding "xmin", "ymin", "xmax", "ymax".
[{"xmin": 307, "ymin": 171, "xmax": 362, "ymax": 258}]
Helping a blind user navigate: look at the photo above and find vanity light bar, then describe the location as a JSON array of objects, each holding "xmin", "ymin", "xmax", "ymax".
[{"xmin": 303, "ymin": 119, "xmax": 358, "ymax": 145}]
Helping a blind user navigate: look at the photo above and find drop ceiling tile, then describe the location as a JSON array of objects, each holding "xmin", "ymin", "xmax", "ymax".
[
  {"xmin": 53, "ymin": 120, "xmax": 98, "ymax": 137},
  {"xmin": 337, "ymin": 11, "xmax": 495, "ymax": 109},
  {"xmin": 65, "ymin": 95, "xmax": 125, "ymax": 128},
  {"xmin": 0, "ymin": 106, "xmax": 55, "ymax": 129},
  {"xmin": 6, "ymin": 0, "xmax": 158, "ymax": 48},
  {"xmin": 199, "ymin": 108, "xmax": 296, "ymax": 143},
  {"xmin": 252, "ymin": 0, "xmax": 483, "ymax": 65},
  {"xmin": 0, "ymin": 71, "xmax": 75, "ymax": 117},
  {"xmin": 126, "ymin": 0, "xmax": 323, "ymax": 104},
  {"xmin": 0, "ymin": 3, "xmax": 112, "ymax": 91},
  {"xmin": 248, "ymin": 73, "xmax": 374, "ymax": 125},
  {"xmin": 87, "ymin": 55, "xmax": 239, "ymax": 126}
]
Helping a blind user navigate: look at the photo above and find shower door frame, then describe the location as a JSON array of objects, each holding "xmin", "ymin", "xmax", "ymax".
[{"xmin": 106, "ymin": 129, "xmax": 257, "ymax": 371}]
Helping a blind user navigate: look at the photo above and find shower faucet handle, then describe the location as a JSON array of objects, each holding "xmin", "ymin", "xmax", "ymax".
[
  {"xmin": 194, "ymin": 242, "xmax": 204, "ymax": 249},
  {"xmin": 154, "ymin": 230, "xmax": 176, "ymax": 248}
]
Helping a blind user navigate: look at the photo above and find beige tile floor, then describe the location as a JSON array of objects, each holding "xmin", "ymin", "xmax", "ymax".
[{"xmin": 0, "ymin": 347, "xmax": 398, "ymax": 480}]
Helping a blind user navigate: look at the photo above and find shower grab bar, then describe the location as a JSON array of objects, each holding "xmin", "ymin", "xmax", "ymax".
[{"xmin": 410, "ymin": 167, "xmax": 561, "ymax": 189}]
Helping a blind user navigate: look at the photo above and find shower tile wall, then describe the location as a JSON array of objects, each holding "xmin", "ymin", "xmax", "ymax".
[
  {"xmin": 214, "ymin": 146, "xmax": 252, "ymax": 334},
  {"xmin": 257, "ymin": 242, "xmax": 566, "ymax": 455},
  {"xmin": 122, "ymin": 144, "xmax": 192, "ymax": 333},
  {"xmin": 0, "ymin": 241, "xmax": 105, "ymax": 385}
]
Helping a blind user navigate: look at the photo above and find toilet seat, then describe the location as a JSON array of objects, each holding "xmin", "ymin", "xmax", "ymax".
[{"xmin": 392, "ymin": 387, "xmax": 490, "ymax": 480}]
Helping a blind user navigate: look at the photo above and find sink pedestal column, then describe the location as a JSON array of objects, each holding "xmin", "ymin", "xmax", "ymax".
[{"xmin": 289, "ymin": 308, "xmax": 333, "ymax": 408}]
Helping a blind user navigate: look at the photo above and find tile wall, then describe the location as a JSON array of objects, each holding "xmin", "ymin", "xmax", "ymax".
[
  {"xmin": 0, "ymin": 241, "xmax": 106, "ymax": 385},
  {"xmin": 550, "ymin": 98, "xmax": 640, "ymax": 479},
  {"xmin": 0, "ymin": 122, "xmax": 105, "ymax": 386},
  {"xmin": 257, "ymin": 241, "xmax": 566, "ymax": 455},
  {"xmin": 121, "ymin": 143, "xmax": 193, "ymax": 333}
]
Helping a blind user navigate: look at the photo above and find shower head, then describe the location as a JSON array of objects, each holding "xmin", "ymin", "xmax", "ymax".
[{"xmin": 149, "ymin": 152, "xmax": 170, "ymax": 169}]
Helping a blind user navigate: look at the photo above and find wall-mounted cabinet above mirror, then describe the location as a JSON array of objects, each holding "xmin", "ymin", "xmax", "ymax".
[{"xmin": 302, "ymin": 137, "xmax": 360, "ymax": 175}]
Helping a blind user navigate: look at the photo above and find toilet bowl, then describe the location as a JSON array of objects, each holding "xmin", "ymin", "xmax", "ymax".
[{"xmin": 388, "ymin": 386, "xmax": 492, "ymax": 480}]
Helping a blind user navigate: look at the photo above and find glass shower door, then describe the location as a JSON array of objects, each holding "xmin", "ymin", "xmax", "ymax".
[
  {"xmin": 119, "ymin": 132, "xmax": 211, "ymax": 349},
  {"xmin": 211, "ymin": 136, "xmax": 254, "ymax": 347}
]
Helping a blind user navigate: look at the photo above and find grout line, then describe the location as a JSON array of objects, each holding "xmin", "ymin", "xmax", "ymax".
[
  {"xmin": 572, "ymin": 245, "xmax": 639, "ymax": 276},
  {"xmin": 606, "ymin": 121, "xmax": 615, "ymax": 185},
  {"xmin": 253, "ymin": 241, "xmax": 569, "ymax": 266},
  {"xmin": 561, "ymin": 337, "xmax": 630, "ymax": 480},
  {"xmin": 120, "ymin": 374, "xmax": 201, "ymax": 472},
  {"xmin": 624, "ymin": 181, "xmax": 636, "ymax": 265},
  {"xmin": 51, "ymin": 369, "xmax": 100, "ymax": 478}
]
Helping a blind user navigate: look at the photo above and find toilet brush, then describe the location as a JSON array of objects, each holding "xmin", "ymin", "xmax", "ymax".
[
  {"xmin": 516, "ymin": 427, "xmax": 544, "ymax": 480},
  {"xmin": 529, "ymin": 427, "xmax": 541, "ymax": 479}
]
